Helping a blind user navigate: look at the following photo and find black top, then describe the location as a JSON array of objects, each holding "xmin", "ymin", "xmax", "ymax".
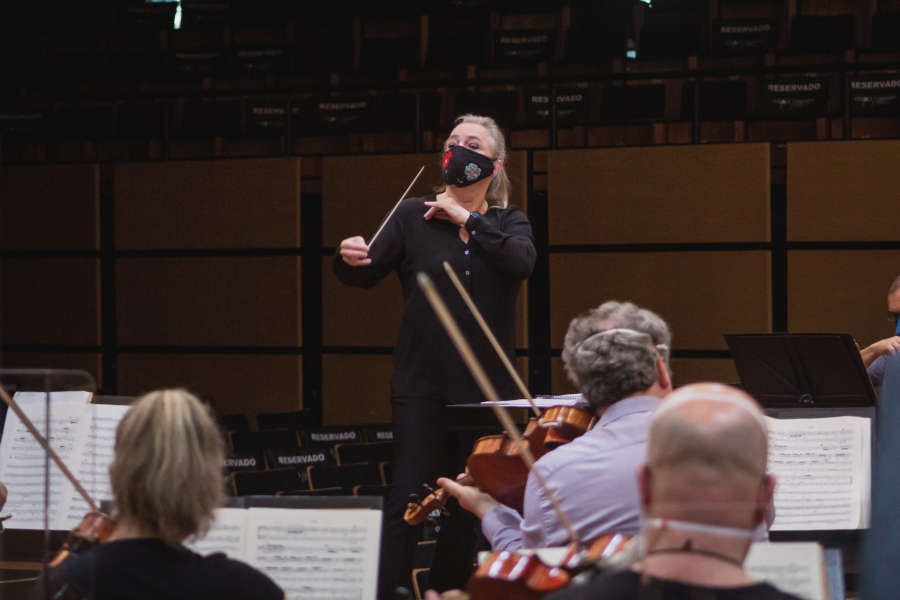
[
  {"xmin": 47, "ymin": 538, "xmax": 283, "ymax": 600},
  {"xmin": 333, "ymin": 196, "xmax": 535, "ymax": 403},
  {"xmin": 546, "ymin": 570, "xmax": 803, "ymax": 600}
]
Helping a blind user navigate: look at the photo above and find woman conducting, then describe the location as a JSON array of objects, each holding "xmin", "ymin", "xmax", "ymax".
[
  {"xmin": 334, "ymin": 114, "xmax": 536, "ymax": 596},
  {"xmin": 47, "ymin": 389, "xmax": 284, "ymax": 600}
]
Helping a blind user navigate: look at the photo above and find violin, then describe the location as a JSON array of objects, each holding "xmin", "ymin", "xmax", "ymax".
[
  {"xmin": 0, "ymin": 384, "xmax": 117, "ymax": 569},
  {"xmin": 466, "ymin": 533, "xmax": 635, "ymax": 600},
  {"xmin": 48, "ymin": 511, "xmax": 117, "ymax": 567},
  {"xmin": 405, "ymin": 405, "xmax": 594, "ymax": 524},
  {"xmin": 404, "ymin": 264, "xmax": 595, "ymax": 524}
]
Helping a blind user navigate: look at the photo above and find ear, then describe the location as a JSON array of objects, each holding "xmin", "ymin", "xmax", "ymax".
[
  {"xmin": 637, "ymin": 463, "xmax": 652, "ymax": 511},
  {"xmin": 754, "ymin": 474, "xmax": 777, "ymax": 527},
  {"xmin": 656, "ymin": 355, "xmax": 672, "ymax": 392},
  {"xmin": 492, "ymin": 158, "xmax": 503, "ymax": 177}
]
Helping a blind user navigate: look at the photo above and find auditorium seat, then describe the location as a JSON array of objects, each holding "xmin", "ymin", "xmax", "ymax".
[
  {"xmin": 279, "ymin": 487, "xmax": 344, "ymax": 496},
  {"xmin": 231, "ymin": 467, "xmax": 308, "ymax": 496},
  {"xmin": 302, "ymin": 426, "xmax": 364, "ymax": 448},
  {"xmin": 0, "ymin": 108, "xmax": 46, "ymax": 164},
  {"xmin": 379, "ymin": 461, "xmax": 392, "ymax": 485},
  {"xmin": 680, "ymin": 79, "xmax": 749, "ymax": 143},
  {"xmin": 790, "ymin": 14, "xmax": 855, "ymax": 55},
  {"xmin": 293, "ymin": 95, "xmax": 374, "ymax": 155},
  {"xmin": 307, "ymin": 462, "xmax": 382, "ymax": 493},
  {"xmin": 257, "ymin": 408, "xmax": 316, "ymax": 432},
  {"xmin": 218, "ymin": 413, "xmax": 251, "ymax": 435},
  {"xmin": 224, "ymin": 450, "xmax": 265, "ymax": 473},
  {"xmin": 359, "ymin": 15, "xmax": 420, "ymax": 73},
  {"xmin": 872, "ymin": 13, "xmax": 900, "ymax": 53},
  {"xmin": 364, "ymin": 424, "xmax": 394, "ymax": 443},
  {"xmin": 229, "ymin": 429, "xmax": 300, "ymax": 454},
  {"xmin": 171, "ymin": 98, "xmax": 242, "ymax": 158},
  {"xmin": 848, "ymin": 72, "xmax": 900, "ymax": 140},
  {"xmin": 334, "ymin": 441, "xmax": 393, "ymax": 466},
  {"xmin": 412, "ymin": 568, "xmax": 430, "ymax": 600},
  {"xmin": 424, "ymin": 7, "xmax": 489, "ymax": 71},
  {"xmin": 353, "ymin": 483, "xmax": 391, "ymax": 499},
  {"xmin": 453, "ymin": 90, "xmax": 520, "ymax": 127},
  {"xmin": 747, "ymin": 74, "xmax": 835, "ymax": 142},
  {"xmin": 265, "ymin": 447, "xmax": 334, "ymax": 471}
]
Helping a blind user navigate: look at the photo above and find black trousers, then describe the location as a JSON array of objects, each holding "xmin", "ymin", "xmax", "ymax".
[{"xmin": 379, "ymin": 396, "xmax": 481, "ymax": 599}]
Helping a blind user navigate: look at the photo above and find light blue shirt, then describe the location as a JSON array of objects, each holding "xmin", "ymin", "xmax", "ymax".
[
  {"xmin": 869, "ymin": 355, "xmax": 886, "ymax": 388},
  {"xmin": 480, "ymin": 395, "xmax": 660, "ymax": 551}
]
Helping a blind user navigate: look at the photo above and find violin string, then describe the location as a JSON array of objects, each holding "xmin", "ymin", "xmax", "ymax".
[
  {"xmin": 0, "ymin": 382, "xmax": 100, "ymax": 513},
  {"xmin": 368, "ymin": 165, "xmax": 426, "ymax": 248},
  {"xmin": 417, "ymin": 273, "xmax": 582, "ymax": 550},
  {"xmin": 442, "ymin": 261, "xmax": 542, "ymax": 419}
]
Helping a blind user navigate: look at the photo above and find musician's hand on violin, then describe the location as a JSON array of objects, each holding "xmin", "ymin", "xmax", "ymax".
[
  {"xmin": 423, "ymin": 195, "xmax": 470, "ymax": 226},
  {"xmin": 338, "ymin": 236, "xmax": 372, "ymax": 267},
  {"xmin": 437, "ymin": 476, "xmax": 500, "ymax": 519}
]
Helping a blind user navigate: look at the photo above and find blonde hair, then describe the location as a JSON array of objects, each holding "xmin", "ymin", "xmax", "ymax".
[
  {"xmin": 441, "ymin": 114, "xmax": 510, "ymax": 208},
  {"xmin": 109, "ymin": 388, "xmax": 225, "ymax": 546}
]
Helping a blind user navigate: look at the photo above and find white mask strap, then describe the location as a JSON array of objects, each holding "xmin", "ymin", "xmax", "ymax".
[{"xmin": 643, "ymin": 517, "xmax": 755, "ymax": 540}]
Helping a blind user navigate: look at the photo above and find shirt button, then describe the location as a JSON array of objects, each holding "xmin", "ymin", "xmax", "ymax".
[
  {"xmin": 465, "ymin": 270, "xmax": 471, "ymax": 276},
  {"xmin": 464, "ymin": 249, "xmax": 470, "ymax": 255}
]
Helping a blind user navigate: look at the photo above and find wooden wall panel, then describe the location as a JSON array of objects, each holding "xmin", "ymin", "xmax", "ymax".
[
  {"xmin": 669, "ymin": 358, "xmax": 739, "ymax": 386},
  {"xmin": 322, "ymin": 354, "xmax": 393, "ymax": 425},
  {"xmin": 117, "ymin": 354, "xmax": 302, "ymax": 416},
  {"xmin": 321, "ymin": 257, "xmax": 402, "ymax": 347},
  {"xmin": 1, "ymin": 259, "xmax": 100, "ymax": 345},
  {"xmin": 1, "ymin": 164, "xmax": 99, "ymax": 251},
  {"xmin": 116, "ymin": 257, "xmax": 301, "ymax": 346},
  {"xmin": 547, "ymin": 144, "xmax": 770, "ymax": 244},
  {"xmin": 0, "ymin": 352, "xmax": 102, "ymax": 386},
  {"xmin": 114, "ymin": 158, "xmax": 301, "ymax": 250},
  {"xmin": 787, "ymin": 141, "xmax": 900, "ymax": 241},
  {"xmin": 322, "ymin": 151, "xmax": 528, "ymax": 246},
  {"xmin": 320, "ymin": 355, "xmax": 526, "ymax": 425},
  {"xmin": 551, "ymin": 357, "xmax": 739, "ymax": 395},
  {"xmin": 788, "ymin": 250, "xmax": 900, "ymax": 348},
  {"xmin": 549, "ymin": 252, "xmax": 771, "ymax": 350}
]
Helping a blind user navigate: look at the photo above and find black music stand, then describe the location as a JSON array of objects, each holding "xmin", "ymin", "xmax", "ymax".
[
  {"xmin": 724, "ymin": 333, "xmax": 876, "ymax": 409},
  {"xmin": 726, "ymin": 333, "xmax": 875, "ymax": 598}
]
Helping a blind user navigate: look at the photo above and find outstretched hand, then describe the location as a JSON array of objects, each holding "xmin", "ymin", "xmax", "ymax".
[{"xmin": 437, "ymin": 475, "xmax": 500, "ymax": 519}]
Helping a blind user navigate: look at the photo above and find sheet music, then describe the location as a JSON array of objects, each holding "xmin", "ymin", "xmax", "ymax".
[
  {"xmin": 766, "ymin": 416, "xmax": 871, "ymax": 531},
  {"xmin": 65, "ymin": 404, "xmax": 130, "ymax": 525},
  {"xmin": 0, "ymin": 391, "xmax": 92, "ymax": 529},
  {"xmin": 245, "ymin": 507, "xmax": 381, "ymax": 600},
  {"xmin": 185, "ymin": 507, "xmax": 249, "ymax": 559},
  {"xmin": 745, "ymin": 542, "xmax": 826, "ymax": 600}
]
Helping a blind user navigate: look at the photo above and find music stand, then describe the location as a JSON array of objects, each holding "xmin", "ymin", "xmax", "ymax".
[{"xmin": 724, "ymin": 333, "xmax": 876, "ymax": 408}]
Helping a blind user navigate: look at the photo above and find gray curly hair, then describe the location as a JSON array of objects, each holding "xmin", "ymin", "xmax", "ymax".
[{"xmin": 562, "ymin": 301, "xmax": 672, "ymax": 410}]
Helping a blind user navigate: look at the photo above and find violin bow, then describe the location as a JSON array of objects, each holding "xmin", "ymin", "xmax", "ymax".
[
  {"xmin": 417, "ymin": 273, "xmax": 582, "ymax": 550},
  {"xmin": 368, "ymin": 165, "xmax": 426, "ymax": 248},
  {"xmin": 0, "ymin": 383, "xmax": 100, "ymax": 513},
  {"xmin": 442, "ymin": 261, "xmax": 541, "ymax": 420}
]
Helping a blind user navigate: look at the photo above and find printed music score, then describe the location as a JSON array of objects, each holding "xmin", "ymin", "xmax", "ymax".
[
  {"xmin": 0, "ymin": 392, "xmax": 129, "ymax": 530},
  {"xmin": 765, "ymin": 415, "xmax": 871, "ymax": 531},
  {"xmin": 745, "ymin": 542, "xmax": 829, "ymax": 600},
  {"xmin": 188, "ymin": 507, "xmax": 382, "ymax": 600}
]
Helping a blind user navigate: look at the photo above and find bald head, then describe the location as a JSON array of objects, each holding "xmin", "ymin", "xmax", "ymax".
[{"xmin": 641, "ymin": 383, "xmax": 771, "ymax": 529}]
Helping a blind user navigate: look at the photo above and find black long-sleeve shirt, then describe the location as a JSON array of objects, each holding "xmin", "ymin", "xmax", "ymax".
[{"xmin": 333, "ymin": 195, "xmax": 536, "ymax": 403}]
